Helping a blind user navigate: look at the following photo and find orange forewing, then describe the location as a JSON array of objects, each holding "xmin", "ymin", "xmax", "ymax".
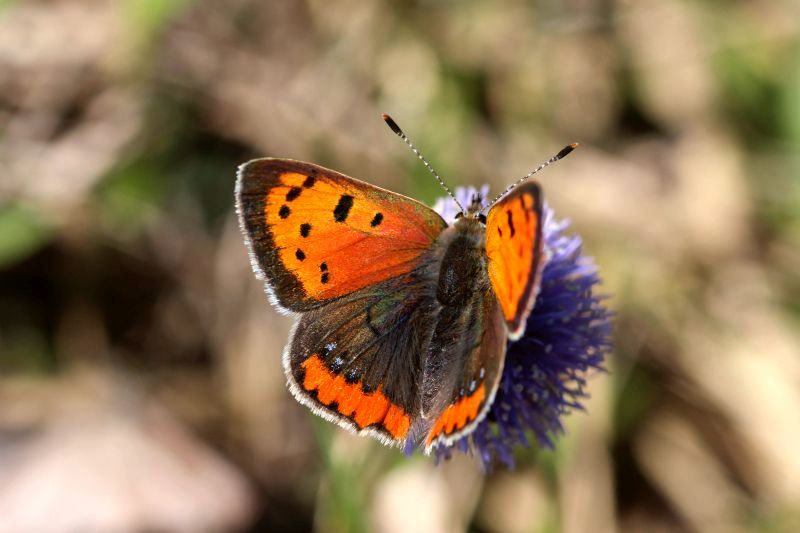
[
  {"xmin": 237, "ymin": 159, "xmax": 446, "ymax": 311},
  {"xmin": 484, "ymin": 182, "xmax": 545, "ymax": 339}
]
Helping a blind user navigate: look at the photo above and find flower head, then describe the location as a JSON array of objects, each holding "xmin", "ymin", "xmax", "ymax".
[{"xmin": 431, "ymin": 186, "xmax": 613, "ymax": 469}]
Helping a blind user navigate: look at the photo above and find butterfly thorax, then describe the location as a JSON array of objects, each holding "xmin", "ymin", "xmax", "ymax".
[{"xmin": 435, "ymin": 217, "xmax": 488, "ymax": 308}]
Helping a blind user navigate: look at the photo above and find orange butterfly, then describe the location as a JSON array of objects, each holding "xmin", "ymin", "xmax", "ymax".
[{"xmin": 235, "ymin": 115, "xmax": 576, "ymax": 453}]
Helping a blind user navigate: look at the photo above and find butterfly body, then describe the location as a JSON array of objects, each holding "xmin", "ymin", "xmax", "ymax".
[
  {"xmin": 236, "ymin": 158, "xmax": 544, "ymax": 452},
  {"xmin": 433, "ymin": 217, "xmax": 488, "ymax": 307}
]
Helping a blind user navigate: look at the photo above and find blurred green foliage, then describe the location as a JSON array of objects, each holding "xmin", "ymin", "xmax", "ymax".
[{"xmin": 0, "ymin": 205, "xmax": 51, "ymax": 268}]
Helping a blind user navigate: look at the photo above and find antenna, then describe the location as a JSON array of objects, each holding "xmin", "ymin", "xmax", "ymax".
[
  {"xmin": 382, "ymin": 114, "xmax": 465, "ymax": 214},
  {"xmin": 484, "ymin": 143, "xmax": 578, "ymax": 210}
]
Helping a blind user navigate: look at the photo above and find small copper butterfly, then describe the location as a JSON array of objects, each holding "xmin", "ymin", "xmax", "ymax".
[{"xmin": 235, "ymin": 115, "xmax": 576, "ymax": 453}]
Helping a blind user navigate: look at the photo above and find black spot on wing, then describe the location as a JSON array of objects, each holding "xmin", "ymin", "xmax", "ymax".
[
  {"xmin": 286, "ymin": 187, "xmax": 302, "ymax": 202},
  {"xmin": 279, "ymin": 205, "xmax": 290, "ymax": 219},
  {"xmin": 321, "ymin": 272, "xmax": 330, "ymax": 284},
  {"xmin": 300, "ymin": 223, "xmax": 311, "ymax": 237},
  {"xmin": 370, "ymin": 212, "xmax": 383, "ymax": 227},
  {"xmin": 303, "ymin": 175, "xmax": 316, "ymax": 188},
  {"xmin": 295, "ymin": 249, "xmax": 305, "ymax": 261},
  {"xmin": 320, "ymin": 262, "xmax": 328, "ymax": 272},
  {"xmin": 507, "ymin": 210, "xmax": 515, "ymax": 237},
  {"xmin": 333, "ymin": 195, "xmax": 354, "ymax": 222}
]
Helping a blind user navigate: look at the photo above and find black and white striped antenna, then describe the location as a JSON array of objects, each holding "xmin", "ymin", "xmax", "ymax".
[
  {"xmin": 382, "ymin": 114, "xmax": 465, "ymax": 214},
  {"xmin": 484, "ymin": 143, "xmax": 578, "ymax": 211}
]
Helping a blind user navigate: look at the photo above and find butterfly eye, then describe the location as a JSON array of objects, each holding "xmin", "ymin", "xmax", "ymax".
[
  {"xmin": 455, "ymin": 212, "xmax": 464, "ymax": 219},
  {"xmin": 478, "ymin": 214, "xmax": 487, "ymax": 224}
]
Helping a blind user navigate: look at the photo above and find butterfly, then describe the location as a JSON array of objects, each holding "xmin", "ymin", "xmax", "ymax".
[{"xmin": 235, "ymin": 115, "xmax": 576, "ymax": 454}]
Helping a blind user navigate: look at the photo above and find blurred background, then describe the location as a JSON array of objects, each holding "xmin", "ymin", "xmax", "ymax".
[{"xmin": 1, "ymin": 0, "xmax": 799, "ymax": 531}]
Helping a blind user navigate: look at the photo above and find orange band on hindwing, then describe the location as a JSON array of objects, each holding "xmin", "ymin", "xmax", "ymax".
[
  {"xmin": 425, "ymin": 384, "xmax": 487, "ymax": 445},
  {"xmin": 300, "ymin": 354, "xmax": 411, "ymax": 440}
]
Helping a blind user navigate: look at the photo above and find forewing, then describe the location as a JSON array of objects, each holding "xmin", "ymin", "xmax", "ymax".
[
  {"xmin": 236, "ymin": 158, "xmax": 447, "ymax": 312},
  {"xmin": 285, "ymin": 273, "xmax": 438, "ymax": 446},
  {"xmin": 484, "ymin": 182, "xmax": 545, "ymax": 339}
]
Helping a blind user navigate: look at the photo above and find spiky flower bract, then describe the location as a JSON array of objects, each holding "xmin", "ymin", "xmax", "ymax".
[{"xmin": 431, "ymin": 186, "xmax": 613, "ymax": 469}]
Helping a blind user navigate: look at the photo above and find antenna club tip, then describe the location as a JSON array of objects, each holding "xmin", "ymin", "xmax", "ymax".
[
  {"xmin": 381, "ymin": 114, "xmax": 403, "ymax": 136},
  {"xmin": 556, "ymin": 143, "xmax": 579, "ymax": 160}
]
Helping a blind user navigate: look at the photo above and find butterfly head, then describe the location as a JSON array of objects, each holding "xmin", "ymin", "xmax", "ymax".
[{"xmin": 454, "ymin": 192, "xmax": 487, "ymax": 224}]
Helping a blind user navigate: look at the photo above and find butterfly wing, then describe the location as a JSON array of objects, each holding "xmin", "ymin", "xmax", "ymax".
[
  {"xmin": 236, "ymin": 158, "xmax": 447, "ymax": 313},
  {"xmin": 423, "ymin": 182, "xmax": 545, "ymax": 451},
  {"xmin": 422, "ymin": 291, "xmax": 507, "ymax": 452},
  {"xmin": 484, "ymin": 182, "xmax": 546, "ymax": 339},
  {"xmin": 285, "ymin": 272, "xmax": 439, "ymax": 445}
]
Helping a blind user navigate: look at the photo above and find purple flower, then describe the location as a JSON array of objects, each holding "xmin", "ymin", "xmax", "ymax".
[{"xmin": 431, "ymin": 186, "xmax": 613, "ymax": 470}]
